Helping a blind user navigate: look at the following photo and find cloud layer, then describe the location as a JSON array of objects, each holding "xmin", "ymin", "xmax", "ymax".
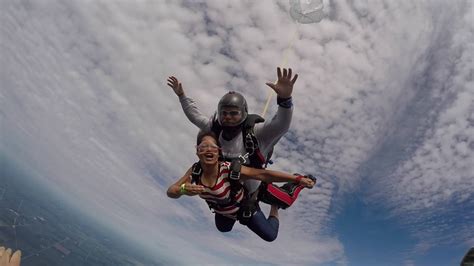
[{"xmin": 1, "ymin": 0, "xmax": 472, "ymax": 264}]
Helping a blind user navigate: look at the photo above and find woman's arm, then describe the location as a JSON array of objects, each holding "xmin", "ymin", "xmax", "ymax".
[
  {"xmin": 166, "ymin": 167, "xmax": 205, "ymax": 198},
  {"xmin": 240, "ymin": 166, "xmax": 315, "ymax": 188}
]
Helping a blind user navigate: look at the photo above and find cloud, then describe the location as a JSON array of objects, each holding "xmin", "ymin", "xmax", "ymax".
[
  {"xmin": 2, "ymin": 0, "xmax": 472, "ymax": 264},
  {"xmin": 1, "ymin": 0, "xmax": 344, "ymax": 264},
  {"xmin": 359, "ymin": 0, "xmax": 474, "ymax": 256}
]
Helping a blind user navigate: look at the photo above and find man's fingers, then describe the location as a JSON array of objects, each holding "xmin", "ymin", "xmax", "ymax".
[
  {"xmin": 277, "ymin": 67, "xmax": 282, "ymax": 79},
  {"xmin": 291, "ymin": 74, "xmax": 298, "ymax": 84},
  {"xmin": 288, "ymin": 68, "xmax": 292, "ymax": 79},
  {"xmin": 265, "ymin": 82, "xmax": 276, "ymax": 90},
  {"xmin": 302, "ymin": 178, "xmax": 315, "ymax": 188},
  {"xmin": 282, "ymin": 68, "xmax": 287, "ymax": 78},
  {"xmin": 167, "ymin": 76, "xmax": 178, "ymax": 86}
]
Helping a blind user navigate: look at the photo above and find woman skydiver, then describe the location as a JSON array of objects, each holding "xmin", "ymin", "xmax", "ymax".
[{"xmin": 167, "ymin": 131, "xmax": 316, "ymax": 242}]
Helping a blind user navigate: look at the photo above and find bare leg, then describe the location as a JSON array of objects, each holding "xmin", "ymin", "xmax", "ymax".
[{"xmin": 269, "ymin": 205, "xmax": 279, "ymax": 219}]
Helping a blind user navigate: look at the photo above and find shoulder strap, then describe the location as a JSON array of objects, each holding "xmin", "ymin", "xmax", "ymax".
[
  {"xmin": 227, "ymin": 160, "xmax": 242, "ymax": 202},
  {"xmin": 210, "ymin": 113, "xmax": 223, "ymax": 137},
  {"xmin": 243, "ymin": 114, "xmax": 265, "ymax": 129},
  {"xmin": 191, "ymin": 162, "xmax": 202, "ymax": 184},
  {"xmin": 241, "ymin": 114, "xmax": 267, "ymax": 168},
  {"xmin": 210, "ymin": 115, "xmax": 226, "ymax": 161},
  {"xmin": 205, "ymin": 161, "xmax": 243, "ymax": 212},
  {"xmin": 229, "ymin": 159, "xmax": 241, "ymax": 180}
]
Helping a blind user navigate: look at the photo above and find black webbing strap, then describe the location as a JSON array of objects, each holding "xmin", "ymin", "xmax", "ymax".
[{"xmin": 190, "ymin": 162, "xmax": 202, "ymax": 184}]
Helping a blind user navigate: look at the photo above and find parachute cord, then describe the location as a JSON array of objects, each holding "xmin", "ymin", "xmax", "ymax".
[{"xmin": 261, "ymin": 23, "xmax": 300, "ymax": 118}]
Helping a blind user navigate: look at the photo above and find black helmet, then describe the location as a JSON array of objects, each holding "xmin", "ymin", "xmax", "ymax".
[{"xmin": 217, "ymin": 91, "xmax": 248, "ymax": 125}]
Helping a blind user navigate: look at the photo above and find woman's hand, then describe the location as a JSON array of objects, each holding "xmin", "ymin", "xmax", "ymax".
[
  {"xmin": 182, "ymin": 183, "xmax": 205, "ymax": 196},
  {"xmin": 298, "ymin": 175, "xmax": 316, "ymax": 188}
]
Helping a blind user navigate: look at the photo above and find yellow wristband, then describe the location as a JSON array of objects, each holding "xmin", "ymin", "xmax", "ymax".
[{"xmin": 180, "ymin": 183, "xmax": 187, "ymax": 194}]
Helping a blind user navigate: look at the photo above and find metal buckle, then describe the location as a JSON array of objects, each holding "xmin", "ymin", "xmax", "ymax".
[
  {"xmin": 229, "ymin": 171, "xmax": 240, "ymax": 180},
  {"xmin": 242, "ymin": 210, "xmax": 252, "ymax": 218},
  {"xmin": 238, "ymin": 154, "xmax": 248, "ymax": 164},
  {"xmin": 192, "ymin": 166, "xmax": 202, "ymax": 176}
]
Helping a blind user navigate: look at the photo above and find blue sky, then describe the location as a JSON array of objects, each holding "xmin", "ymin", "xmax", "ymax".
[
  {"xmin": 1, "ymin": 0, "xmax": 473, "ymax": 265},
  {"xmin": 334, "ymin": 194, "xmax": 469, "ymax": 266}
]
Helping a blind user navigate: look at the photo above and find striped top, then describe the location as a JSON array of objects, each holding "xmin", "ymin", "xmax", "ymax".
[{"xmin": 196, "ymin": 161, "xmax": 245, "ymax": 219}]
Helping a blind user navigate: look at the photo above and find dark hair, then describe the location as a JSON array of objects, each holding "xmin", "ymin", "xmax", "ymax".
[{"xmin": 196, "ymin": 130, "xmax": 220, "ymax": 146}]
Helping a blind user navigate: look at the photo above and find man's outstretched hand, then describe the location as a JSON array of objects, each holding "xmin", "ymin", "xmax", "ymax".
[
  {"xmin": 265, "ymin": 67, "xmax": 298, "ymax": 98},
  {"xmin": 167, "ymin": 76, "xmax": 185, "ymax": 97}
]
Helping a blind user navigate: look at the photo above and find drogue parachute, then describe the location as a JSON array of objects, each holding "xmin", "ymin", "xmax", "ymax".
[{"xmin": 289, "ymin": 0, "xmax": 324, "ymax": 24}]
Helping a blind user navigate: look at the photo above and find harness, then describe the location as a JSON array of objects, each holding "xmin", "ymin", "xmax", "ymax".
[
  {"xmin": 208, "ymin": 114, "xmax": 282, "ymax": 222},
  {"xmin": 211, "ymin": 114, "xmax": 272, "ymax": 168},
  {"xmin": 190, "ymin": 161, "xmax": 257, "ymax": 224}
]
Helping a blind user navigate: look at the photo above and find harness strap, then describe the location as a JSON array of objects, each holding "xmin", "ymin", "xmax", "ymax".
[
  {"xmin": 242, "ymin": 114, "xmax": 267, "ymax": 169},
  {"xmin": 192, "ymin": 161, "xmax": 245, "ymax": 214},
  {"xmin": 191, "ymin": 162, "xmax": 202, "ymax": 184},
  {"xmin": 228, "ymin": 159, "xmax": 242, "ymax": 206},
  {"xmin": 211, "ymin": 113, "xmax": 268, "ymax": 169},
  {"xmin": 238, "ymin": 188, "xmax": 259, "ymax": 223}
]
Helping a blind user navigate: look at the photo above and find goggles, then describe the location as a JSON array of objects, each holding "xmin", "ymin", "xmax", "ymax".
[
  {"xmin": 220, "ymin": 110, "xmax": 242, "ymax": 117},
  {"xmin": 196, "ymin": 143, "xmax": 220, "ymax": 153}
]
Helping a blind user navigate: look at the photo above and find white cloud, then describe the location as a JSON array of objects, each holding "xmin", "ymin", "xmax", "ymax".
[
  {"xmin": 2, "ymin": 0, "xmax": 472, "ymax": 264},
  {"xmin": 361, "ymin": 0, "xmax": 474, "ymax": 256}
]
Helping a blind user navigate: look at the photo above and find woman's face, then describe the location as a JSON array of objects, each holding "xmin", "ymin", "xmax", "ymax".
[{"xmin": 196, "ymin": 135, "xmax": 220, "ymax": 165}]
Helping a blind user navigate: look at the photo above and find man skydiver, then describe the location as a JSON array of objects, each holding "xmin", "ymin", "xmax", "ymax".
[{"xmin": 167, "ymin": 67, "xmax": 304, "ymax": 209}]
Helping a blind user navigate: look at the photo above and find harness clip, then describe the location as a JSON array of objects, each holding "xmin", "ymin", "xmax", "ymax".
[
  {"xmin": 191, "ymin": 165, "xmax": 202, "ymax": 176},
  {"xmin": 242, "ymin": 210, "xmax": 253, "ymax": 218},
  {"xmin": 229, "ymin": 158, "xmax": 242, "ymax": 180},
  {"xmin": 238, "ymin": 154, "xmax": 248, "ymax": 164},
  {"xmin": 229, "ymin": 171, "xmax": 240, "ymax": 180}
]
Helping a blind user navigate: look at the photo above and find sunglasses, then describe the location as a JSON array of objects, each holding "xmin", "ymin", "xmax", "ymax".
[
  {"xmin": 220, "ymin": 110, "xmax": 241, "ymax": 117},
  {"xmin": 196, "ymin": 143, "xmax": 220, "ymax": 152}
]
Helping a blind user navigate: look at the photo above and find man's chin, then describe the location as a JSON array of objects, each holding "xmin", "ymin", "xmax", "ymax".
[{"xmin": 221, "ymin": 122, "xmax": 238, "ymax": 127}]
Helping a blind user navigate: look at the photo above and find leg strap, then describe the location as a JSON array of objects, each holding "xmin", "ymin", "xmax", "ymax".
[{"xmin": 237, "ymin": 190, "xmax": 260, "ymax": 225}]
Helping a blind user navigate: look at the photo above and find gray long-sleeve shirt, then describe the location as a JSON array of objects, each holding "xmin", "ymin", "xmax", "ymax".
[{"xmin": 179, "ymin": 95, "xmax": 293, "ymax": 192}]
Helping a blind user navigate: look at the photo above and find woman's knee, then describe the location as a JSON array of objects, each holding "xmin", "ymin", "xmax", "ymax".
[
  {"xmin": 263, "ymin": 217, "xmax": 279, "ymax": 241},
  {"xmin": 215, "ymin": 223, "xmax": 233, "ymax": 232},
  {"xmin": 248, "ymin": 212, "xmax": 279, "ymax": 241},
  {"xmin": 215, "ymin": 214, "xmax": 235, "ymax": 232},
  {"xmin": 261, "ymin": 232, "xmax": 278, "ymax": 242}
]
